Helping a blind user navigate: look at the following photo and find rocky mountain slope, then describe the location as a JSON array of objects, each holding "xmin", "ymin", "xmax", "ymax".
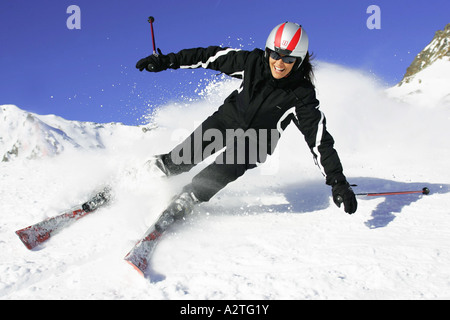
[{"xmin": 387, "ymin": 23, "xmax": 450, "ymax": 108}]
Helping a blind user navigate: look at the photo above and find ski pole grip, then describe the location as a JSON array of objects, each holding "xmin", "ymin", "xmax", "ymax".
[{"xmin": 147, "ymin": 63, "xmax": 155, "ymax": 71}]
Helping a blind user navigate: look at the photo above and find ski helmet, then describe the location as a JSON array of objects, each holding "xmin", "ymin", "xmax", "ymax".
[{"xmin": 265, "ymin": 22, "xmax": 309, "ymax": 67}]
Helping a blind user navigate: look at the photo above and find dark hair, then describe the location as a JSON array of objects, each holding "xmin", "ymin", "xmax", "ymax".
[{"xmin": 298, "ymin": 52, "xmax": 315, "ymax": 85}]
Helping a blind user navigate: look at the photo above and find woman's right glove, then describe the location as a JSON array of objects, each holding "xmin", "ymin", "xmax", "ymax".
[{"xmin": 136, "ymin": 49, "xmax": 174, "ymax": 72}]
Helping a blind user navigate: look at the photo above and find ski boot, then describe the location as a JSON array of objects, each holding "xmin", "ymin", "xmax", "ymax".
[
  {"xmin": 145, "ymin": 154, "xmax": 173, "ymax": 178},
  {"xmin": 155, "ymin": 188, "xmax": 200, "ymax": 233}
]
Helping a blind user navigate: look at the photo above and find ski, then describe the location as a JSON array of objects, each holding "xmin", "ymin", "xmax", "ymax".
[
  {"xmin": 124, "ymin": 208, "xmax": 177, "ymax": 277},
  {"xmin": 15, "ymin": 187, "xmax": 112, "ymax": 250},
  {"xmin": 124, "ymin": 224, "xmax": 163, "ymax": 277}
]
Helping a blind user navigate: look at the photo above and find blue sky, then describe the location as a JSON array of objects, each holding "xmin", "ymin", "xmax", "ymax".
[{"xmin": 0, "ymin": 0, "xmax": 448, "ymax": 125}]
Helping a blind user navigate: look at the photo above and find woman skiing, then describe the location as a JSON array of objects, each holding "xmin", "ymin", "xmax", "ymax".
[{"xmin": 136, "ymin": 22, "xmax": 357, "ymax": 232}]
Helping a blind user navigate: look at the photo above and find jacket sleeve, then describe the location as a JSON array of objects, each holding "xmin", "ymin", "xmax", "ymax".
[
  {"xmin": 293, "ymin": 90, "xmax": 347, "ymax": 186},
  {"xmin": 168, "ymin": 46, "xmax": 249, "ymax": 78}
]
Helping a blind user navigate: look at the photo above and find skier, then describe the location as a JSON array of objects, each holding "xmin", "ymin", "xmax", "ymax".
[{"xmin": 136, "ymin": 22, "xmax": 357, "ymax": 231}]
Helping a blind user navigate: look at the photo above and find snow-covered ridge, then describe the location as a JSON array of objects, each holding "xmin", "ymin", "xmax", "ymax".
[
  {"xmin": 401, "ymin": 23, "xmax": 450, "ymax": 83},
  {"xmin": 386, "ymin": 59, "xmax": 450, "ymax": 108},
  {"xmin": 0, "ymin": 105, "xmax": 103, "ymax": 161},
  {"xmin": 0, "ymin": 104, "xmax": 157, "ymax": 162},
  {"xmin": 387, "ymin": 23, "xmax": 450, "ymax": 108}
]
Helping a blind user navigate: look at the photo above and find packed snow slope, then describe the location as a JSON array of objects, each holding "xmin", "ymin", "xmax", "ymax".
[{"xmin": 1, "ymin": 60, "xmax": 450, "ymax": 299}]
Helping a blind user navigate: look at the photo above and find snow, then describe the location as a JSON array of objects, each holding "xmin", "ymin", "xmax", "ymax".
[
  {"xmin": 387, "ymin": 58, "xmax": 450, "ymax": 108},
  {"xmin": 1, "ymin": 60, "xmax": 450, "ymax": 300}
]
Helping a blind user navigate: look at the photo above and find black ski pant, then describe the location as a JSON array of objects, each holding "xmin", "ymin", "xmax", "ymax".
[{"xmin": 161, "ymin": 112, "xmax": 270, "ymax": 202}]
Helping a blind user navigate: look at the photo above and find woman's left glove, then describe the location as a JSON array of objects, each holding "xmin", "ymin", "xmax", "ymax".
[{"xmin": 332, "ymin": 181, "xmax": 358, "ymax": 214}]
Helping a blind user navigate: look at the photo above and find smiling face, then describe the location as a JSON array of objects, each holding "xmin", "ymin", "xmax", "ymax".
[{"xmin": 269, "ymin": 54, "xmax": 296, "ymax": 79}]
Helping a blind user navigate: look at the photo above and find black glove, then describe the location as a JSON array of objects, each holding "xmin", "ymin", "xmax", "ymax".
[
  {"xmin": 136, "ymin": 48, "xmax": 172, "ymax": 72},
  {"xmin": 332, "ymin": 181, "xmax": 357, "ymax": 214}
]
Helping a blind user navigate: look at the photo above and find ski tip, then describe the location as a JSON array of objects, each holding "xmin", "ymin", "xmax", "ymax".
[
  {"xmin": 15, "ymin": 228, "xmax": 34, "ymax": 250},
  {"xmin": 124, "ymin": 259, "xmax": 145, "ymax": 277},
  {"xmin": 15, "ymin": 227, "xmax": 50, "ymax": 250}
]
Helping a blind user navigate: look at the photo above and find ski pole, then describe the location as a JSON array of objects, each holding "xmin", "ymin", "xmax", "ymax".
[
  {"xmin": 336, "ymin": 187, "xmax": 430, "ymax": 204},
  {"xmin": 355, "ymin": 187, "xmax": 430, "ymax": 197},
  {"xmin": 147, "ymin": 16, "xmax": 157, "ymax": 71},
  {"xmin": 148, "ymin": 16, "xmax": 156, "ymax": 55}
]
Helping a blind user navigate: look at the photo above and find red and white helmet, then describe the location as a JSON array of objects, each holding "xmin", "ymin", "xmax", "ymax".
[{"xmin": 265, "ymin": 22, "xmax": 309, "ymax": 65}]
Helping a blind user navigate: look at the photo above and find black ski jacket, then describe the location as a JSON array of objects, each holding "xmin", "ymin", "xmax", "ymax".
[{"xmin": 166, "ymin": 46, "xmax": 347, "ymax": 186}]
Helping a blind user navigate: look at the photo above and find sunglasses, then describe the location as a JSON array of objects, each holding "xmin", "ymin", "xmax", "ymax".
[{"xmin": 269, "ymin": 50, "xmax": 297, "ymax": 64}]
